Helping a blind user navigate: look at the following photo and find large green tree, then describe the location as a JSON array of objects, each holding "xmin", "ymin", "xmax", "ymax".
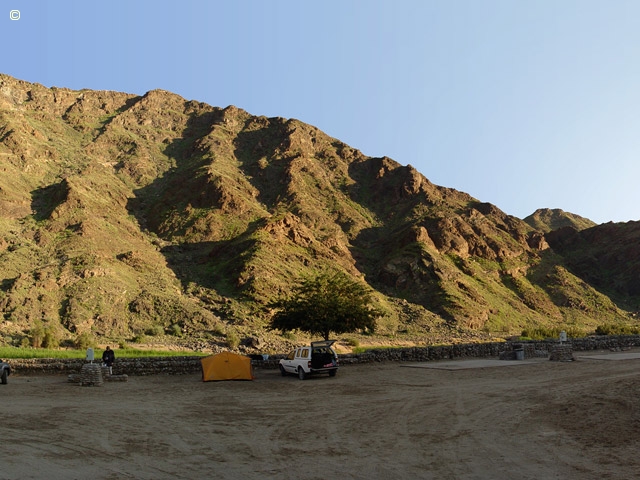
[{"xmin": 269, "ymin": 271, "xmax": 380, "ymax": 340}]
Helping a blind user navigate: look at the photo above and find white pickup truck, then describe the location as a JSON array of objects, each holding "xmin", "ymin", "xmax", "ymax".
[{"xmin": 279, "ymin": 340, "xmax": 339, "ymax": 380}]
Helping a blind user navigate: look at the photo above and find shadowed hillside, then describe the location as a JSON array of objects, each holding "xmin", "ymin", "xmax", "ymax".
[
  {"xmin": 546, "ymin": 222, "xmax": 640, "ymax": 308},
  {"xmin": 0, "ymin": 74, "xmax": 636, "ymax": 351}
]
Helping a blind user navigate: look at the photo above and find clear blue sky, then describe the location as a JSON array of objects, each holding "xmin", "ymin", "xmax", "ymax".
[{"xmin": 3, "ymin": 1, "xmax": 639, "ymax": 224}]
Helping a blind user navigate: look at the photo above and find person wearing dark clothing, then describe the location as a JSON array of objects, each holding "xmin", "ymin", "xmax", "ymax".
[{"xmin": 102, "ymin": 346, "xmax": 115, "ymax": 374}]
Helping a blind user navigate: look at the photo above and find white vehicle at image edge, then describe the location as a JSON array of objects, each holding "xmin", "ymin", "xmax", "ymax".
[{"xmin": 279, "ymin": 340, "xmax": 339, "ymax": 380}]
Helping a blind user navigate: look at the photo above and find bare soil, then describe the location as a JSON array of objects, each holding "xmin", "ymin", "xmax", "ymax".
[{"xmin": 3, "ymin": 352, "xmax": 639, "ymax": 479}]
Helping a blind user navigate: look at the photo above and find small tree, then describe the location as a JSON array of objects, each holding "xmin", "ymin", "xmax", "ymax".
[
  {"xmin": 28, "ymin": 322, "xmax": 46, "ymax": 348},
  {"xmin": 269, "ymin": 271, "xmax": 379, "ymax": 340}
]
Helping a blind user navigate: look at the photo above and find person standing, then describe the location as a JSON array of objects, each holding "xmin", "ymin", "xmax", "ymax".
[{"xmin": 102, "ymin": 346, "xmax": 115, "ymax": 375}]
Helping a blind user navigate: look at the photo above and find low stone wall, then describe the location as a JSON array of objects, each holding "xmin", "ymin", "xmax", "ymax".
[
  {"xmin": 8, "ymin": 335, "xmax": 640, "ymax": 376},
  {"xmin": 10, "ymin": 357, "xmax": 204, "ymax": 376}
]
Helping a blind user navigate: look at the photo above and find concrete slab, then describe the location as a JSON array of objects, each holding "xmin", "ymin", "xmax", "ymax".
[
  {"xmin": 402, "ymin": 358, "xmax": 544, "ymax": 371},
  {"xmin": 578, "ymin": 352, "xmax": 640, "ymax": 361}
]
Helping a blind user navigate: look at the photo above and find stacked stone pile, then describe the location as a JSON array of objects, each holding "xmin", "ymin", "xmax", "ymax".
[
  {"xmin": 100, "ymin": 366, "xmax": 129, "ymax": 381},
  {"xmin": 549, "ymin": 344, "xmax": 575, "ymax": 362},
  {"xmin": 80, "ymin": 363, "xmax": 103, "ymax": 386},
  {"xmin": 68, "ymin": 367, "xmax": 128, "ymax": 384}
]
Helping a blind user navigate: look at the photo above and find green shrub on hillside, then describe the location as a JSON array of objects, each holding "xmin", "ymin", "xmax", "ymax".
[
  {"xmin": 225, "ymin": 331, "xmax": 240, "ymax": 349},
  {"xmin": 75, "ymin": 332, "xmax": 96, "ymax": 350},
  {"xmin": 43, "ymin": 327, "xmax": 60, "ymax": 349},
  {"xmin": 168, "ymin": 324, "xmax": 182, "ymax": 337},
  {"xmin": 27, "ymin": 323, "xmax": 60, "ymax": 348},
  {"xmin": 595, "ymin": 323, "xmax": 640, "ymax": 336},
  {"xmin": 28, "ymin": 323, "xmax": 46, "ymax": 348},
  {"xmin": 132, "ymin": 333, "xmax": 147, "ymax": 344},
  {"xmin": 520, "ymin": 326, "xmax": 586, "ymax": 340},
  {"xmin": 345, "ymin": 337, "xmax": 360, "ymax": 347},
  {"xmin": 145, "ymin": 325, "xmax": 165, "ymax": 336}
]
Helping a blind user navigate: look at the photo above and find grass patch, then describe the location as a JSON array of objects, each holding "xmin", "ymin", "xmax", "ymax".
[
  {"xmin": 0, "ymin": 347, "xmax": 204, "ymax": 359},
  {"xmin": 351, "ymin": 345, "xmax": 407, "ymax": 354},
  {"xmin": 117, "ymin": 348, "xmax": 207, "ymax": 358},
  {"xmin": 0, "ymin": 348, "xmax": 84, "ymax": 359},
  {"xmin": 520, "ymin": 326, "xmax": 587, "ymax": 341}
]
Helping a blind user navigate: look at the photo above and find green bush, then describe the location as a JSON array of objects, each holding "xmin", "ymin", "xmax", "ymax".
[
  {"xmin": 60, "ymin": 339, "xmax": 76, "ymax": 348},
  {"xmin": 42, "ymin": 327, "xmax": 59, "ymax": 349},
  {"xmin": 168, "ymin": 324, "xmax": 182, "ymax": 337},
  {"xmin": 595, "ymin": 323, "xmax": 640, "ymax": 336},
  {"xmin": 75, "ymin": 332, "xmax": 96, "ymax": 350},
  {"xmin": 345, "ymin": 337, "xmax": 360, "ymax": 347},
  {"xmin": 225, "ymin": 331, "xmax": 240, "ymax": 349},
  {"xmin": 132, "ymin": 333, "xmax": 147, "ymax": 344},
  {"xmin": 145, "ymin": 325, "xmax": 165, "ymax": 336},
  {"xmin": 28, "ymin": 323, "xmax": 60, "ymax": 348},
  {"xmin": 29, "ymin": 323, "xmax": 46, "ymax": 348},
  {"xmin": 211, "ymin": 324, "xmax": 225, "ymax": 336}
]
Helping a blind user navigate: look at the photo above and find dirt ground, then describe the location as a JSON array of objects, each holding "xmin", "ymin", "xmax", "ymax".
[{"xmin": 2, "ymin": 351, "xmax": 639, "ymax": 480}]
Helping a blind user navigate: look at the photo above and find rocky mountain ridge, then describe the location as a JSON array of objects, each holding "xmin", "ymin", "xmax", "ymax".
[{"xmin": 0, "ymin": 74, "xmax": 637, "ymax": 349}]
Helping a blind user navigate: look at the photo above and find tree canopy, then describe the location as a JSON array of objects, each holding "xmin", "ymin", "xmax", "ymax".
[{"xmin": 269, "ymin": 271, "xmax": 380, "ymax": 340}]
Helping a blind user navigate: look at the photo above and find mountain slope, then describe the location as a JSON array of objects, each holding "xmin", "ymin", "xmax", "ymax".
[
  {"xmin": 0, "ymin": 74, "xmax": 634, "ymax": 349},
  {"xmin": 524, "ymin": 208, "xmax": 597, "ymax": 233}
]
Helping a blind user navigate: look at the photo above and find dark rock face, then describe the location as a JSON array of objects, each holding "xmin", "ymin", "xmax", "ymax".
[{"xmin": 546, "ymin": 221, "xmax": 640, "ymax": 299}]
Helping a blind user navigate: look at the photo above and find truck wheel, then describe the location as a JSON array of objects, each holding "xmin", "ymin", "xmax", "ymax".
[
  {"xmin": 297, "ymin": 367, "xmax": 306, "ymax": 380},
  {"xmin": 1, "ymin": 369, "xmax": 7, "ymax": 384},
  {"xmin": 279, "ymin": 365, "xmax": 287, "ymax": 377},
  {"xmin": 329, "ymin": 370, "xmax": 337, "ymax": 377}
]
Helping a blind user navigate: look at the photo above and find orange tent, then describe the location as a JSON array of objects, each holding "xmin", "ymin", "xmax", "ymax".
[{"xmin": 201, "ymin": 351, "xmax": 254, "ymax": 381}]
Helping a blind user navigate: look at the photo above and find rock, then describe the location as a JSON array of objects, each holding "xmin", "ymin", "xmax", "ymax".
[{"xmin": 242, "ymin": 336, "xmax": 261, "ymax": 349}]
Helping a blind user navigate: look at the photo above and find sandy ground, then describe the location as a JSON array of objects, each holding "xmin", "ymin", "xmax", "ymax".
[{"xmin": 2, "ymin": 351, "xmax": 639, "ymax": 480}]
